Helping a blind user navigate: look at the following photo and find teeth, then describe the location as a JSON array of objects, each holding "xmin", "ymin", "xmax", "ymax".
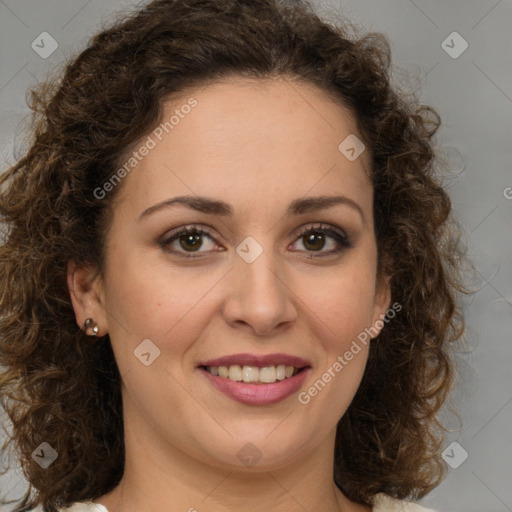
[
  {"xmin": 242, "ymin": 365, "xmax": 259, "ymax": 383},
  {"xmin": 207, "ymin": 364, "xmax": 299, "ymax": 384},
  {"xmin": 228, "ymin": 365, "xmax": 242, "ymax": 381},
  {"xmin": 259, "ymin": 366, "xmax": 276, "ymax": 383}
]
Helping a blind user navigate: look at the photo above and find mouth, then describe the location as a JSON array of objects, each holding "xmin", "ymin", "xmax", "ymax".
[{"xmin": 197, "ymin": 353, "xmax": 311, "ymax": 405}]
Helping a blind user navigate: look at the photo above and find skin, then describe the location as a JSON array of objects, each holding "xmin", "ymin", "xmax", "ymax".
[{"xmin": 68, "ymin": 76, "xmax": 391, "ymax": 512}]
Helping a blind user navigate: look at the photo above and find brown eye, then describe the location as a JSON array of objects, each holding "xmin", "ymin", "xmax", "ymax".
[
  {"xmin": 159, "ymin": 225, "xmax": 219, "ymax": 257},
  {"xmin": 302, "ymin": 232, "xmax": 327, "ymax": 251},
  {"xmin": 292, "ymin": 224, "xmax": 352, "ymax": 257},
  {"xmin": 178, "ymin": 232, "xmax": 204, "ymax": 251}
]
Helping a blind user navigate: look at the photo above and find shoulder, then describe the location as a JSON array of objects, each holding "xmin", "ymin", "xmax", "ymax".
[
  {"xmin": 33, "ymin": 503, "xmax": 109, "ymax": 512},
  {"xmin": 372, "ymin": 493, "xmax": 438, "ymax": 512},
  {"xmin": 34, "ymin": 496, "xmax": 438, "ymax": 512}
]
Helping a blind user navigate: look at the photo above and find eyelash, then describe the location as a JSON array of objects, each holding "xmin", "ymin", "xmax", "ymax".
[{"xmin": 158, "ymin": 223, "xmax": 353, "ymax": 259}]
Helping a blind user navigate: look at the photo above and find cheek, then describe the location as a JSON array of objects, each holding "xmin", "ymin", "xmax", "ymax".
[
  {"xmin": 295, "ymin": 261, "xmax": 377, "ymax": 348},
  {"xmin": 102, "ymin": 249, "xmax": 224, "ymax": 353},
  {"xmin": 296, "ymin": 269, "xmax": 373, "ymax": 417}
]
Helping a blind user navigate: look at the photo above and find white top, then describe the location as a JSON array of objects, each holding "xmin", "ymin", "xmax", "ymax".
[{"xmin": 34, "ymin": 493, "xmax": 437, "ymax": 511}]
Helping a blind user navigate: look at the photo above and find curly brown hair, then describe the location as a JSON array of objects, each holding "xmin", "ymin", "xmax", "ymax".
[{"xmin": 0, "ymin": 0, "xmax": 469, "ymax": 510}]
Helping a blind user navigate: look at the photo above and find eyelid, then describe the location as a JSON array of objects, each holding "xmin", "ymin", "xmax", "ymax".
[
  {"xmin": 162, "ymin": 223, "xmax": 215, "ymax": 239},
  {"xmin": 294, "ymin": 222, "xmax": 349, "ymax": 243}
]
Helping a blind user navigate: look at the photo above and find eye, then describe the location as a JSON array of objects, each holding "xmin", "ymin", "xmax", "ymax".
[
  {"xmin": 158, "ymin": 223, "xmax": 353, "ymax": 259},
  {"xmin": 158, "ymin": 224, "xmax": 221, "ymax": 258},
  {"xmin": 290, "ymin": 223, "xmax": 352, "ymax": 257}
]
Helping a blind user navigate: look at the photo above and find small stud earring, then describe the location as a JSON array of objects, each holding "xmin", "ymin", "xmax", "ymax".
[{"xmin": 84, "ymin": 318, "xmax": 99, "ymax": 337}]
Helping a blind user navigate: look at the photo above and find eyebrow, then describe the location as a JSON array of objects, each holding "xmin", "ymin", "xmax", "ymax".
[{"xmin": 139, "ymin": 194, "xmax": 365, "ymax": 224}]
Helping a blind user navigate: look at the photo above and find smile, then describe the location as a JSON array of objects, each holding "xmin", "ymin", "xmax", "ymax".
[{"xmin": 198, "ymin": 353, "xmax": 311, "ymax": 406}]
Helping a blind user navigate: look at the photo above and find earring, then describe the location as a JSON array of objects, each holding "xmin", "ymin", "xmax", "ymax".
[{"xmin": 84, "ymin": 318, "xmax": 99, "ymax": 337}]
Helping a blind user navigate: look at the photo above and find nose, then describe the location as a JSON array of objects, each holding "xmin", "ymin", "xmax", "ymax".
[{"xmin": 221, "ymin": 247, "xmax": 297, "ymax": 336}]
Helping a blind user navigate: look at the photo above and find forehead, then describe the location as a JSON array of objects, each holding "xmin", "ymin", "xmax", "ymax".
[{"xmin": 113, "ymin": 76, "xmax": 373, "ymax": 220}]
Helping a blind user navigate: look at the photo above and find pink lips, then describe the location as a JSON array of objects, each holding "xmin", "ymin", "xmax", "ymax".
[{"xmin": 198, "ymin": 352, "xmax": 311, "ymax": 406}]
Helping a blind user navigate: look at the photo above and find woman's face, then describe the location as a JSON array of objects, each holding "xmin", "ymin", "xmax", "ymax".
[{"xmin": 70, "ymin": 76, "xmax": 390, "ymax": 471}]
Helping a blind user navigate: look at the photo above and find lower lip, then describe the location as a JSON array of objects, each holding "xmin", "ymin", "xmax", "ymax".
[{"xmin": 199, "ymin": 367, "xmax": 310, "ymax": 406}]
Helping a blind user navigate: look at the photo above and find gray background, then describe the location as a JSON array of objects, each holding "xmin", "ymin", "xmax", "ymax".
[{"xmin": 0, "ymin": 1, "xmax": 511, "ymax": 511}]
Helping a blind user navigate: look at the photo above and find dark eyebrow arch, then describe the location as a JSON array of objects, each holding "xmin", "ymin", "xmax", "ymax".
[{"xmin": 139, "ymin": 194, "xmax": 365, "ymax": 224}]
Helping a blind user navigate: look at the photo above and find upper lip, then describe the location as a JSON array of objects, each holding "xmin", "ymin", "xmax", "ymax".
[{"xmin": 199, "ymin": 353, "xmax": 311, "ymax": 369}]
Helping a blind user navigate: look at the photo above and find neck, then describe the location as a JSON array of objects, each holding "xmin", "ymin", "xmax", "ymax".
[{"xmin": 95, "ymin": 427, "xmax": 369, "ymax": 512}]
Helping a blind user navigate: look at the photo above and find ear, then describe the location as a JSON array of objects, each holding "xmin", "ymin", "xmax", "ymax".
[
  {"xmin": 67, "ymin": 260, "xmax": 108, "ymax": 337},
  {"xmin": 369, "ymin": 272, "xmax": 392, "ymax": 338}
]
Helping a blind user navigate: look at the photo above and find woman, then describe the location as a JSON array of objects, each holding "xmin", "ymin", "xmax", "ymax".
[{"xmin": 0, "ymin": 0, "xmax": 468, "ymax": 511}]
